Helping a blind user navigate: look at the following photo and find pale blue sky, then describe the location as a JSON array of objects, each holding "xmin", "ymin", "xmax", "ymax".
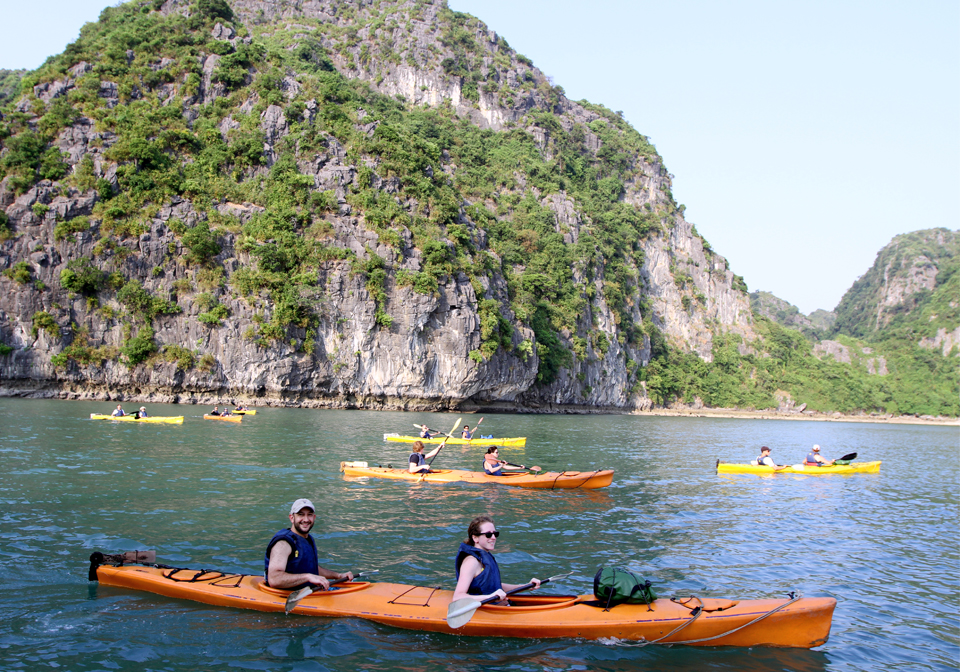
[{"xmin": 2, "ymin": 1, "xmax": 957, "ymax": 314}]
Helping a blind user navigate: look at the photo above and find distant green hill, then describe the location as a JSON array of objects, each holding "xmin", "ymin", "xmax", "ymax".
[{"xmin": 833, "ymin": 228, "xmax": 959, "ymax": 340}]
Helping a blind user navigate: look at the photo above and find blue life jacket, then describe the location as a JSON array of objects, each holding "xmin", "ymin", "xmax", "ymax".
[
  {"xmin": 806, "ymin": 452, "xmax": 821, "ymax": 465},
  {"xmin": 462, "ymin": 431, "xmax": 473, "ymax": 439},
  {"xmin": 455, "ymin": 542, "xmax": 502, "ymax": 596},
  {"xmin": 410, "ymin": 452, "xmax": 426, "ymax": 468},
  {"xmin": 264, "ymin": 529, "xmax": 318, "ymax": 589},
  {"xmin": 757, "ymin": 455, "xmax": 774, "ymax": 466},
  {"xmin": 483, "ymin": 459, "xmax": 502, "ymax": 476}
]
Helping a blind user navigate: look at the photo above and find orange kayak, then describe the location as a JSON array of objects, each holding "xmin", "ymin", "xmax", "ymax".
[
  {"xmin": 92, "ymin": 559, "xmax": 834, "ymax": 648},
  {"xmin": 340, "ymin": 462, "xmax": 614, "ymax": 489},
  {"xmin": 204, "ymin": 414, "xmax": 241, "ymax": 423}
]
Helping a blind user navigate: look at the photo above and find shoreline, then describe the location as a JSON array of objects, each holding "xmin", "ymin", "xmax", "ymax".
[
  {"xmin": 631, "ymin": 406, "xmax": 960, "ymax": 426},
  {"xmin": 1, "ymin": 384, "xmax": 957, "ymax": 426}
]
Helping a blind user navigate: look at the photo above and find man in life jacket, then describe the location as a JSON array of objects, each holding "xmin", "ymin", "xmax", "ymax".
[
  {"xmin": 461, "ymin": 425, "xmax": 473, "ymax": 439},
  {"xmin": 209, "ymin": 405, "xmax": 221, "ymax": 416},
  {"xmin": 419, "ymin": 424, "xmax": 437, "ymax": 439},
  {"xmin": 264, "ymin": 499, "xmax": 353, "ymax": 590},
  {"xmin": 805, "ymin": 444, "xmax": 835, "ymax": 466},
  {"xmin": 755, "ymin": 446, "xmax": 788, "ymax": 471},
  {"xmin": 135, "ymin": 406, "xmax": 148, "ymax": 419},
  {"xmin": 111, "ymin": 405, "xmax": 126, "ymax": 417}
]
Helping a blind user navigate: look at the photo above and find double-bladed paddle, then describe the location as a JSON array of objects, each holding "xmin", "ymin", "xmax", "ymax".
[
  {"xmin": 446, "ymin": 571, "xmax": 573, "ymax": 629},
  {"xmin": 284, "ymin": 570, "xmax": 379, "ymax": 613}
]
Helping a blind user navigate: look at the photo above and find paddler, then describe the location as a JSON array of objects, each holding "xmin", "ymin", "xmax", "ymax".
[
  {"xmin": 135, "ymin": 406, "xmax": 148, "ymax": 419},
  {"xmin": 408, "ymin": 440, "xmax": 441, "ymax": 474},
  {"xmin": 461, "ymin": 425, "xmax": 473, "ymax": 439},
  {"xmin": 453, "ymin": 515, "xmax": 541, "ymax": 605},
  {"xmin": 264, "ymin": 498, "xmax": 353, "ymax": 591},
  {"xmin": 805, "ymin": 444, "xmax": 835, "ymax": 466},
  {"xmin": 755, "ymin": 446, "xmax": 789, "ymax": 471},
  {"xmin": 111, "ymin": 404, "xmax": 126, "ymax": 417},
  {"xmin": 482, "ymin": 447, "xmax": 526, "ymax": 476},
  {"xmin": 419, "ymin": 424, "xmax": 438, "ymax": 439},
  {"xmin": 209, "ymin": 405, "xmax": 221, "ymax": 416}
]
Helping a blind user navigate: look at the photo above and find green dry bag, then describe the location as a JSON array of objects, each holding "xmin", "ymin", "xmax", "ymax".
[{"xmin": 593, "ymin": 566, "xmax": 657, "ymax": 609}]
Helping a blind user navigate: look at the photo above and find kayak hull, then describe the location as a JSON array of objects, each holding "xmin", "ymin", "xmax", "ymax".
[
  {"xmin": 385, "ymin": 434, "xmax": 526, "ymax": 447},
  {"xmin": 341, "ymin": 464, "xmax": 614, "ymax": 489},
  {"xmin": 89, "ymin": 414, "xmax": 183, "ymax": 424},
  {"xmin": 95, "ymin": 563, "xmax": 834, "ymax": 648},
  {"xmin": 717, "ymin": 461, "xmax": 882, "ymax": 475},
  {"xmin": 231, "ymin": 409, "xmax": 256, "ymax": 415},
  {"xmin": 204, "ymin": 414, "xmax": 242, "ymax": 423}
]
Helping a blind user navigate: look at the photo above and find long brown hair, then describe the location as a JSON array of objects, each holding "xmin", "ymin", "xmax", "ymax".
[{"xmin": 465, "ymin": 515, "xmax": 494, "ymax": 546}]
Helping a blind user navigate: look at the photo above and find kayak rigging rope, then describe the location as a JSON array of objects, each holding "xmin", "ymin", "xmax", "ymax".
[
  {"xmin": 666, "ymin": 592, "xmax": 804, "ymax": 646},
  {"xmin": 162, "ymin": 567, "xmax": 243, "ymax": 587},
  {"xmin": 612, "ymin": 592, "xmax": 804, "ymax": 647}
]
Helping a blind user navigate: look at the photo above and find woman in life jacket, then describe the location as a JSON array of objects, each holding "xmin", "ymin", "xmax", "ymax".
[
  {"xmin": 408, "ymin": 440, "xmax": 441, "ymax": 473},
  {"xmin": 452, "ymin": 515, "xmax": 541, "ymax": 605},
  {"xmin": 482, "ymin": 447, "xmax": 526, "ymax": 476}
]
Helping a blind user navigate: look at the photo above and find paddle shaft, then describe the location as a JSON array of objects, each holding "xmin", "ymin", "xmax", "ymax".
[
  {"xmin": 426, "ymin": 417, "xmax": 461, "ymax": 467},
  {"xmin": 502, "ymin": 460, "xmax": 540, "ymax": 472}
]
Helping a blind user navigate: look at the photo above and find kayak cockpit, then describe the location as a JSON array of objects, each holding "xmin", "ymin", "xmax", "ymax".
[{"xmin": 256, "ymin": 578, "xmax": 373, "ymax": 597}]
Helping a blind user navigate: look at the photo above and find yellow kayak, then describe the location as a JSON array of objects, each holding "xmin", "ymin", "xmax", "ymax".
[
  {"xmin": 204, "ymin": 414, "xmax": 241, "ymax": 423},
  {"xmin": 89, "ymin": 414, "xmax": 184, "ymax": 424},
  {"xmin": 384, "ymin": 434, "xmax": 526, "ymax": 447},
  {"xmin": 717, "ymin": 460, "xmax": 881, "ymax": 475},
  {"xmin": 231, "ymin": 409, "xmax": 256, "ymax": 415}
]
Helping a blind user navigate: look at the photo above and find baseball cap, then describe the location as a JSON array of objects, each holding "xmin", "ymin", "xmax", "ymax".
[
  {"xmin": 290, "ymin": 498, "xmax": 315, "ymax": 514},
  {"xmin": 813, "ymin": 444, "xmax": 821, "ymax": 452}
]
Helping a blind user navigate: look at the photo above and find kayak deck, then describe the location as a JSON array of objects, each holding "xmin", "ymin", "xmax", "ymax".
[
  {"xmin": 94, "ymin": 562, "xmax": 834, "ymax": 648},
  {"xmin": 384, "ymin": 434, "xmax": 526, "ymax": 447},
  {"xmin": 341, "ymin": 463, "xmax": 614, "ymax": 489},
  {"xmin": 89, "ymin": 414, "xmax": 184, "ymax": 424},
  {"xmin": 717, "ymin": 461, "xmax": 882, "ymax": 475}
]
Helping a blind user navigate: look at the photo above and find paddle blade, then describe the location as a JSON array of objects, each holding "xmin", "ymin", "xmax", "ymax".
[
  {"xmin": 446, "ymin": 597, "xmax": 483, "ymax": 629},
  {"xmin": 838, "ymin": 452, "xmax": 857, "ymax": 461},
  {"xmin": 284, "ymin": 586, "xmax": 314, "ymax": 613}
]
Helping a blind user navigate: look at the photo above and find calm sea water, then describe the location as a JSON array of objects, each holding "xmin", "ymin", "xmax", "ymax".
[{"xmin": 0, "ymin": 398, "xmax": 956, "ymax": 671}]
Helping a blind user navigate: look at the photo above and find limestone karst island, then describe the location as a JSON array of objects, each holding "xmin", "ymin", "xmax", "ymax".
[{"xmin": 0, "ymin": 0, "xmax": 956, "ymax": 419}]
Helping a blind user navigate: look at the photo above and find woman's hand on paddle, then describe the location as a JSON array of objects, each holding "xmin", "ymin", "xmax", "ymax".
[
  {"xmin": 529, "ymin": 578, "xmax": 541, "ymax": 589},
  {"xmin": 488, "ymin": 589, "xmax": 507, "ymax": 602}
]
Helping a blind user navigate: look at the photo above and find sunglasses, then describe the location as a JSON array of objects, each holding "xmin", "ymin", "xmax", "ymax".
[{"xmin": 477, "ymin": 530, "xmax": 500, "ymax": 539}]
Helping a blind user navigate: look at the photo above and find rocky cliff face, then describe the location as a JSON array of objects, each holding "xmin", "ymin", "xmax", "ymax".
[{"xmin": 0, "ymin": 0, "xmax": 755, "ymax": 410}]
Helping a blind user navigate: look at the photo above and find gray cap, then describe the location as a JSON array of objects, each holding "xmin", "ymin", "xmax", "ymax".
[
  {"xmin": 290, "ymin": 498, "xmax": 315, "ymax": 514},
  {"xmin": 813, "ymin": 444, "xmax": 821, "ymax": 451}
]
